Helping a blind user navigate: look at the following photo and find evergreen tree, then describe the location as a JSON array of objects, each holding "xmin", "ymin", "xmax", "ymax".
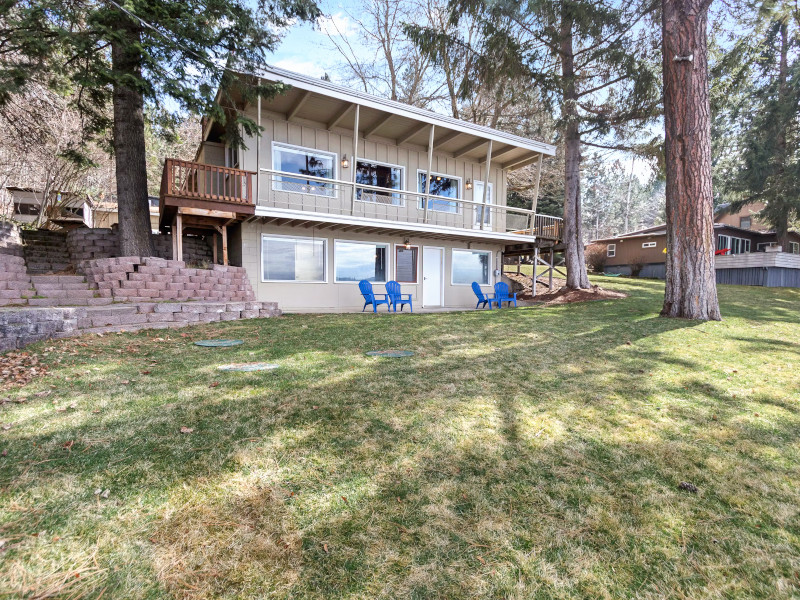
[
  {"xmin": 406, "ymin": 0, "xmax": 662, "ymax": 289},
  {"xmin": 711, "ymin": 0, "xmax": 800, "ymax": 249},
  {"xmin": 0, "ymin": 0, "xmax": 320, "ymax": 255}
]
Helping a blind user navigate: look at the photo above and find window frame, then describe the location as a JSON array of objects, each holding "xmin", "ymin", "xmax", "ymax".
[
  {"xmin": 271, "ymin": 142, "xmax": 338, "ymax": 198},
  {"xmin": 790, "ymin": 242, "xmax": 800, "ymax": 255},
  {"xmin": 472, "ymin": 180, "xmax": 494, "ymax": 229},
  {"xmin": 607, "ymin": 244, "xmax": 616, "ymax": 258},
  {"xmin": 394, "ymin": 244, "xmax": 420, "ymax": 284},
  {"xmin": 642, "ymin": 241, "xmax": 657, "ymax": 248},
  {"xmin": 416, "ymin": 170, "xmax": 463, "ymax": 214},
  {"xmin": 740, "ymin": 216, "xmax": 752, "ymax": 230},
  {"xmin": 451, "ymin": 248, "xmax": 493, "ymax": 287},
  {"xmin": 333, "ymin": 239, "xmax": 391, "ymax": 284},
  {"xmin": 354, "ymin": 159, "xmax": 406, "ymax": 206},
  {"xmin": 260, "ymin": 233, "xmax": 328, "ymax": 284}
]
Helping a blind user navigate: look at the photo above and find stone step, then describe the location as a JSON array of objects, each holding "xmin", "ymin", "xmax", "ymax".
[
  {"xmin": 26, "ymin": 263, "xmax": 72, "ymax": 273},
  {"xmin": 27, "ymin": 297, "xmax": 113, "ymax": 307},
  {"xmin": 34, "ymin": 289, "xmax": 97, "ymax": 299},
  {"xmin": 33, "ymin": 282, "xmax": 93, "ymax": 291},
  {"xmin": 31, "ymin": 275, "xmax": 87, "ymax": 284}
]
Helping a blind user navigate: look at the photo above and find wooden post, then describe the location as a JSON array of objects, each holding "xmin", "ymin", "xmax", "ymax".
[
  {"xmin": 171, "ymin": 215, "xmax": 178, "ymax": 260},
  {"xmin": 548, "ymin": 248, "xmax": 554, "ymax": 291},
  {"xmin": 175, "ymin": 213, "xmax": 183, "ymax": 262},
  {"xmin": 533, "ymin": 247, "xmax": 538, "ymax": 297},
  {"xmin": 350, "ymin": 104, "xmax": 360, "ymax": 215},
  {"xmin": 530, "ymin": 153, "xmax": 543, "ymax": 215},
  {"xmin": 480, "ymin": 140, "xmax": 492, "ymax": 230},
  {"xmin": 517, "ymin": 256, "xmax": 521, "ymax": 274},
  {"xmin": 423, "ymin": 124, "xmax": 435, "ymax": 224},
  {"xmin": 222, "ymin": 225, "xmax": 228, "ymax": 266},
  {"xmin": 212, "ymin": 232, "xmax": 218, "ymax": 264}
]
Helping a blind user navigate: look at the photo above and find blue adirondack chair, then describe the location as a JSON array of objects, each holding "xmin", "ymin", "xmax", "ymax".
[
  {"xmin": 359, "ymin": 280, "xmax": 391, "ymax": 312},
  {"xmin": 472, "ymin": 281, "xmax": 498, "ymax": 309},
  {"xmin": 386, "ymin": 280, "xmax": 413, "ymax": 312},
  {"xmin": 494, "ymin": 281, "xmax": 517, "ymax": 308}
]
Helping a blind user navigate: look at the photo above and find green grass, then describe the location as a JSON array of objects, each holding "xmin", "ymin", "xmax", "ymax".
[{"xmin": 2, "ymin": 278, "xmax": 800, "ymax": 599}]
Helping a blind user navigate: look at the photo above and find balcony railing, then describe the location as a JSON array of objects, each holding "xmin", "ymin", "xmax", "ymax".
[
  {"xmin": 160, "ymin": 159, "xmax": 254, "ymax": 206},
  {"xmin": 258, "ymin": 168, "xmax": 562, "ymax": 240}
]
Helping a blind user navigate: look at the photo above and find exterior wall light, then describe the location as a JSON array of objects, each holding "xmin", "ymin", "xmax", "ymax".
[
  {"xmin": 341, "ymin": 155, "xmax": 349, "ymax": 169},
  {"xmin": 466, "ymin": 179, "xmax": 473, "ymax": 190},
  {"xmin": 404, "ymin": 237, "xmax": 411, "ymax": 249}
]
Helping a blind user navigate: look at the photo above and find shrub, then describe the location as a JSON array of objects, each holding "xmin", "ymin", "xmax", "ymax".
[{"xmin": 585, "ymin": 244, "xmax": 608, "ymax": 272}]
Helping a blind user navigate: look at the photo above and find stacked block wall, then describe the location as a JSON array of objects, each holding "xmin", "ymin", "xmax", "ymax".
[
  {"xmin": 0, "ymin": 222, "xmax": 23, "ymax": 257},
  {"xmin": 80, "ymin": 256, "xmax": 255, "ymax": 303},
  {"xmin": 0, "ymin": 254, "xmax": 35, "ymax": 306},
  {"xmin": 66, "ymin": 228, "xmax": 213, "ymax": 264}
]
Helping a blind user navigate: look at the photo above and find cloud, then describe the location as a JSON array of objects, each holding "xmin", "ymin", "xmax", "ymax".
[
  {"xmin": 272, "ymin": 58, "xmax": 329, "ymax": 79},
  {"xmin": 317, "ymin": 12, "xmax": 359, "ymax": 38}
]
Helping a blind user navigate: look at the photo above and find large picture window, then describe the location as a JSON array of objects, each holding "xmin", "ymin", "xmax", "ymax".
[
  {"xmin": 262, "ymin": 234, "xmax": 326, "ymax": 282},
  {"xmin": 717, "ymin": 234, "xmax": 750, "ymax": 254},
  {"xmin": 417, "ymin": 171, "xmax": 461, "ymax": 213},
  {"xmin": 395, "ymin": 245, "xmax": 419, "ymax": 283},
  {"xmin": 452, "ymin": 249, "xmax": 491, "ymax": 285},
  {"xmin": 335, "ymin": 240, "xmax": 389, "ymax": 283},
  {"xmin": 356, "ymin": 161, "xmax": 404, "ymax": 205},
  {"xmin": 272, "ymin": 143, "xmax": 336, "ymax": 197}
]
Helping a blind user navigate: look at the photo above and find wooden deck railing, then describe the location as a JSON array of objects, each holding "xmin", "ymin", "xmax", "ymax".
[{"xmin": 160, "ymin": 158, "xmax": 255, "ymax": 206}]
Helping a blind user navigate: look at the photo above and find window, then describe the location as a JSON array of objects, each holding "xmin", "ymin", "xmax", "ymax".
[
  {"xmin": 395, "ymin": 245, "xmax": 419, "ymax": 283},
  {"xmin": 740, "ymin": 217, "xmax": 752, "ymax": 229},
  {"xmin": 417, "ymin": 171, "xmax": 461, "ymax": 213},
  {"xmin": 473, "ymin": 181, "xmax": 494, "ymax": 228},
  {"xmin": 334, "ymin": 240, "xmax": 389, "ymax": 283},
  {"xmin": 642, "ymin": 241, "xmax": 657, "ymax": 248},
  {"xmin": 717, "ymin": 234, "xmax": 750, "ymax": 254},
  {"xmin": 757, "ymin": 242, "xmax": 777, "ymax": 252},
  {"xmin": 452, "ymin": 249, "xmax": 491, "ymax": 285},
  {"xmin": 791, "ymin": 242, "xmax": 800, "ymax": 254},
  {"xmin": 272, "ymin": 143, "xmax": 336, "ymax": 197},
  {"xmin": 607, "ymin": 244, "xmax": 616, "ymax": 257},
  {"xmin": 356, "ymin": 161, "xmax": 404, "ymax": 205},
  {"xmin": 261, "ymin": 234, "xmax": 326, "ymax": 282}
]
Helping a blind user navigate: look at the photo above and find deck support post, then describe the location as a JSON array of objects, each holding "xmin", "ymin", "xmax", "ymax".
[
  {"xmin": 350, "ymin": 104, "xmax": 360, "ymax": 215},
  {"xmin": 256, "ymin": 77, "xmax": 261, "ymax": 207},
  {"xmin": 212, "ymin": 233, "xmax": 218, "ymax": 264},
  {"xmin": 532, "ymin": 247, "xmax": 538, "ymax": 297},
  {"xmin": 175, "ymin": 213, "xmax": 183, "ymax": 262},
  {"xmin": 480, "ymin": 140, "xmax": 492, "ymax": 230},
  {"xmin": 423, "ymin": 124, "xmax": 435, "ymax": 224},
  {"xmin": 548, "ymin": 247, "xmax": 554, "ymax": 291},
  {"xmin": 222, "ymin": 225, "xmax": 228, "ymax": 266}
]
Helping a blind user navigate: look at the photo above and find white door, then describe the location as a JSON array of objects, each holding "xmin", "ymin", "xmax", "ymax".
[
  {"xmin": 473, "ymin": 181, "xmax": 493, "ymax": 229},
  {"xmin": 422, "ymin": 247, "xmax": 444, "ymax": 307}
]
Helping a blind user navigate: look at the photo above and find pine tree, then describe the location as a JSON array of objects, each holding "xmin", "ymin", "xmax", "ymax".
[
  {"xmin": 406, "ymin": 0, "xmax": 662, "ymax": 289},
  {"xmin": 711, "ymin": 0, "xmax": 800, "ymax": 249},
  {"xmin": 0, "ymin": 0, "xmax": 320, "ymax": 255},
  {"xmin": 660, "ymin": 0, "xmax": 721, "ymax": 320}
]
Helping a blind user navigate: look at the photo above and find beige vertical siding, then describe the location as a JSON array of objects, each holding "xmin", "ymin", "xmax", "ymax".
[{"xmin": 239, "ymin": 221, "xmax": 504, "ymax": 311}]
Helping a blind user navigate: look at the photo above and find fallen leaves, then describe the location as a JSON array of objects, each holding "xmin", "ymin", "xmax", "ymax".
[
  {"xmin": 180, "ymin": 427, "xmax": 194, "ymax": 434},
  {"xmin": 0, "ymin": 351, "xmax": 48, "ymax": 390}
]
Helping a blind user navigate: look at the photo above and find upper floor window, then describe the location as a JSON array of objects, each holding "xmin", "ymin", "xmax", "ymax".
[
  {"xmin": 356, "ymin": 161, "xmax": 404, "ymax": 206},
  {"xmin": 417, "ymin": 171, "xmax": 461, "ymax": 213},
  {"xmin": 740, "ymin": 217, "xmax": 752, "ymax": 229},
  {"xmin": 272, "ymin": 142, "xmax": 336, "ymax": 198}
]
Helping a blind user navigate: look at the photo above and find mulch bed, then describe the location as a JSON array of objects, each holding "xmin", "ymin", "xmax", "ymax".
[{"xmin": 505, "ymin": 272, "xmax": 628, "ymax": 305}]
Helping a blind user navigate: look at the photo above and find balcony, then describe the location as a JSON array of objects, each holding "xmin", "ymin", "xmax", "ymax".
[
  {"xmin": 257, "ymin": 168, "xmax": 563, "ymax": 243},
  {"xmin": 159, "ymin": 159, "xmax": 256, "ymax": 230}
]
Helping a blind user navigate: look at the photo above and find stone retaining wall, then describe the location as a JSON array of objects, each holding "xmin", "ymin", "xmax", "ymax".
[
  {"xmin": 0, "ymin": 254, "xmax": 34, "ymax": 306},
  {"xmin": 0, "ymin": 222, "xmax": 23, "ymax": 257},
  {"xmin": 66, "ymin": 228, "xmax": 213, "ymax": 264},
  {"xmin": 80, "ymin": 256, "xmax": 255, "ymax": 303},
  {"xmin": 0, "ymin": 300, "xmax": 281, "ymax": 351}
]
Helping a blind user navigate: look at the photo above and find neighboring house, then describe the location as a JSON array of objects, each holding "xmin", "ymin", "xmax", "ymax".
[
  {"xmin": 587, "ymin": 203, "xmax": 800, "ymax": 287},
  {"xmin": 159, "ymin": 65, "xmax": 561, "ymax": 311},
  {"xmin": 1, "ymin": 187, "xmax": 160, "ymax": 231}
]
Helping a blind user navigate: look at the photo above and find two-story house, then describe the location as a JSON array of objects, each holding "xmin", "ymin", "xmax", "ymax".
[{"xmin": 159, "ymin": 65, "xmax": 561, "ymax": 311}]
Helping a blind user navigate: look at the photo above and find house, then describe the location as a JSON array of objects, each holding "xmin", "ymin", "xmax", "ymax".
[
  {"xmin": 587, "ymin": 203, "xmax": 800, "ymax": 287},
  {"xmin": 0, "ymin": 187, "xmax": 160, "ymax": 231},
  {"xmin": 158, "ymin": 65, "xmax": 561, "ymax": 311}
]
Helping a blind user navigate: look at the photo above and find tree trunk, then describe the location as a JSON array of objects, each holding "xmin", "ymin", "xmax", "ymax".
[
  {"xmin": 560, "ymin": 15, "xmax": 590, "ymax": 289},
  {"xmin": 111, "ymin": 21, "xmax": 154, "ymax": 258},
  {"xmin": 774, "ymin": 18, "xmax": 790, "ymax": 250},
  {"xmin": 660, "ymin": 0, "xmax": 720, "ymax": 320}
]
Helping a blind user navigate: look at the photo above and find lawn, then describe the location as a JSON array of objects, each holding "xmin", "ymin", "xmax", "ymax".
[{"xmin": 1, "ymin": 278, "xmax": 799, "ymax": 599}]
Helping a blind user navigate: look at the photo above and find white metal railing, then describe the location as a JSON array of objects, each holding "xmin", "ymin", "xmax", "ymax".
[{"xmin": 258, "ymin": 168, "xmax": 563, "ymax": 239}]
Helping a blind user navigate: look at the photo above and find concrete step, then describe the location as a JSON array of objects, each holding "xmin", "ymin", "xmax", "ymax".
[
  {"xmin": 34, "ymin": 289, "xmax": 97, "ymax": 299},
  {"xmin": 33, "ymin": 282, "xmax": 93, "ymax": 291},
  {"xmin": 27, "ymin": 297, "xmax": 112, "ymax": 307},
  {"xmin": 31, "ymin": 275, "xmax": 87, "ymax": 284},
  {"xmin": 26, "ymin": 263, "xmax": 72, "ymax": 273}
]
